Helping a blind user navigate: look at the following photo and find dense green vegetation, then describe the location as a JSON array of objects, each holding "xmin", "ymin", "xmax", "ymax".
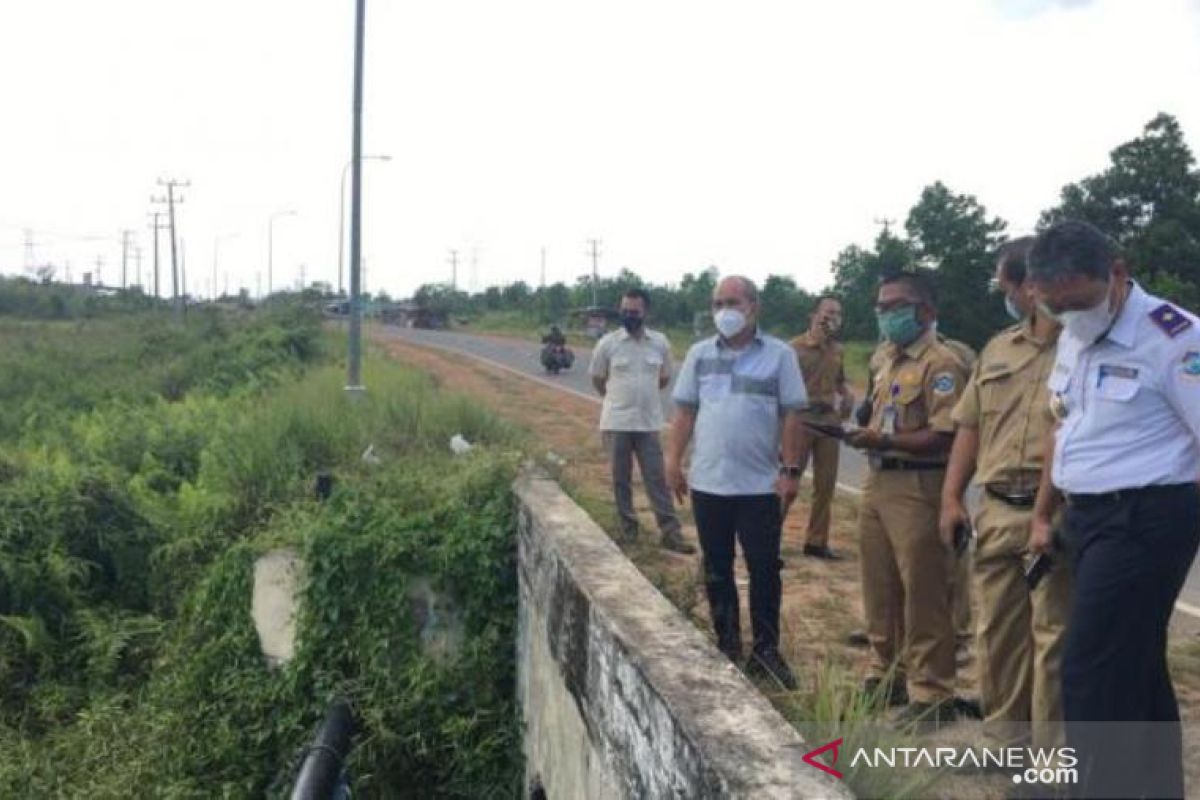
[
  {"xmin": 0, "ymin": 304, "xmax": 524, "ymax": 797},
  {"xmin": 417, "ymin": 113, "xmax": 1200, "ymax": 350}
]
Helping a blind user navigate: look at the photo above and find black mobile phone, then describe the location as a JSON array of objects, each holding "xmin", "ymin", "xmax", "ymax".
[
  {"xmin": 1025, "ymin": 552, "xmax": 1054, "ymax": 590},
  {"xmin": 802, "ymin": 421, "xmax": 847, "ymax": 440},
  {"xmin": 953, "ymin": 522, "xmax": 972, "ymax": 557}
]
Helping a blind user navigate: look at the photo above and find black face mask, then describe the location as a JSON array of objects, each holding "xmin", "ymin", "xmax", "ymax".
[{"xmin": 620, "ymin": 313, "xmax": 644, "ymax": 333}]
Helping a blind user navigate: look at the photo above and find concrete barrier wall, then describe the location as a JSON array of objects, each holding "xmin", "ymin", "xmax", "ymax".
[{"xmin": 515, "ymin": 473, "xmax": 850, "ymax": 799}]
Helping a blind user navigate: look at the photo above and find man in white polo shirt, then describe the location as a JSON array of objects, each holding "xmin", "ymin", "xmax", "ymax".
[{"xmin": 590, "ymin": 288, "xmax": 694, "ymax": 554}]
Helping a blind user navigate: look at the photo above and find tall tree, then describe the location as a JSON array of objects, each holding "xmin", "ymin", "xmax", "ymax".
[
  {"xmin": 758, "ymin": 274, "xmax": 814, "ymax": 338},
  {"xmin": 1040, "ymin": 113, "xmax": 1200, "ymax": 304},
  {"xmin": 831, "ymin": 232, "xmax": 916, "ymax": 342},
  {"xmin": 906, "ymin": 181, "xmax": 1007, "ymax": 349}
]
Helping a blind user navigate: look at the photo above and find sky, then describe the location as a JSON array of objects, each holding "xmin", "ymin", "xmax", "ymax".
[{"xmin": 1, "ymin": 0, "xmax": 1199, "ymax": 300}]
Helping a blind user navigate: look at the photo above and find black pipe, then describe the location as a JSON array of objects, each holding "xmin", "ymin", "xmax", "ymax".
[{"xmin": 290, "ymin": 698, "xmax": 356, "ymax": 800}]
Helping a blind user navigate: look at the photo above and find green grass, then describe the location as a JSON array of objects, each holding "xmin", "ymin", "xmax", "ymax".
[{"xmin": 0, "ymin": 306, "xmax": 525, "ymax": 798}]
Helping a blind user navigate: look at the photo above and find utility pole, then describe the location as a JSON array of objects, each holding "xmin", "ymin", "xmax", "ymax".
[
  {"xmin": 873, "ymin": 217, "xmax": 896, "ymax": 236},
  {"xmin": 147, "ymin": 212, "xmax": 165, "ymax": 299},
  {"xmin": 154, "ymin": 178, "xmax": 189, "ymax": 319},
  {"xmin": 448, "ymin": 249, "xmax": 458, "ymax": 290},
  {"xmin": 540, "ymin": 247, "xmax": 546, "ymax": 288},
  {"xmin": 346, "ymin": 0, "xmax": 368, "ymax": 397},
  {"xmin": 586, "ymin": 238, "xmax": 601, "ymax": 307},
  {"xmin": 120, "ymin": 229, "xmax": 133, "ymax": 289},
  {"xmin": 94, "ymin": 256, "xmax": 105, "ymax": 287},
  {"xmin": 133, "ymin": 244, "xmax": 143, "ymax": 291}
]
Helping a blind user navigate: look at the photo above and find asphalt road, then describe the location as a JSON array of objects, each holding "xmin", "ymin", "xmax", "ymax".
[
  {"xmin": 383, "ymin": 325, "xmax": 869, "ymax": 491},
  {"xmin": 381, "ymin": 324, "xmax": 1200, "ymax": 615}
]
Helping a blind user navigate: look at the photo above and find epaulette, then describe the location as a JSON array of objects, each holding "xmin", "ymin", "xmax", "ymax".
[{"xmin": 1150, "ymin": 303, "xmax": 1193, "ymax": 338}]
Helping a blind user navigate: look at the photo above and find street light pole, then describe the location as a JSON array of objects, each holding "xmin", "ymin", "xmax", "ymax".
[
  {"xmin": 346, "ymin": 0, "xmax": 368, "ymax": 398},
  {"xmin": 213, "ymin": 233, "xmax": 239, "ymax": 301},
  {"xmin": 267, "ymin": 210, "xmax": 296, "ymax": 296},
  {"xmin": 339, "ymin": 154, "xmax": 390, "ymax": 298}
]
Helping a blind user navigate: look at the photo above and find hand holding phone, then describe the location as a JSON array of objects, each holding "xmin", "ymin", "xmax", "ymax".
[{"xmin": 953, "ymin": 522, "xmax": 972, "ymax": 557}]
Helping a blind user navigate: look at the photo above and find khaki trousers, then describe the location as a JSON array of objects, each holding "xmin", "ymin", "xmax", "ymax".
[
  {"xmin": 973, "ymin": 494, "xmax": 1071, "ymax": 748},
  {"xmin": 803, "ymin": 432, "xmax": 840, "ymax": 548},
  {"xmin": 953, "ymin": 548, "xmax": 973, "ymax": 641},
  {"xmin": 858, "ymin": 468, "xmax": 955, "ymax": 703}
]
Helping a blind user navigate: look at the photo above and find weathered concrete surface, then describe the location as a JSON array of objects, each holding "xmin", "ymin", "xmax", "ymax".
[
  {"xmin": 252, "ymin": 547, "xmax": 304, "ymax": 668},
  {"xmin": 515, "ymin": 472, "xmax": 850, "ymax": 799}
]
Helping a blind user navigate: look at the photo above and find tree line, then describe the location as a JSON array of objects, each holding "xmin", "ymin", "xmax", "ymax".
[{"xmin": 416, "ymin": 113, "xmax": 1200, "ymax": 349}]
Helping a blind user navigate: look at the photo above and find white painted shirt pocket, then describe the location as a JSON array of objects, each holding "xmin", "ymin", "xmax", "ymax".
[{"xmin": 1096, "ymin": 375, "xmax": 1140, "ymax": 402}]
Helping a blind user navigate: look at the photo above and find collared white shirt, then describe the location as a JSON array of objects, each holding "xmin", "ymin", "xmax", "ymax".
[
  {"xmin": 589, "ymin": 327, "xmax": 673, "ymax": 432},
  {"xmin": 1048, "ymin": 282, "xmax": 1200, "ymax": 494}
]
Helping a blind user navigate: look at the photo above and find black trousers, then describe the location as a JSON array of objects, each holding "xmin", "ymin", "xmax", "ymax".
[
  {"xmin": 1061, "ymin": 483, "xmax": 1200, "ymax": 800},
  {"xmin": 691, "ymin": 490, "xmax": 783, "ymax": 656}
]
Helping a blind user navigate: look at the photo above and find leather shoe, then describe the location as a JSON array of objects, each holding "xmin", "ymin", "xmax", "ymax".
[
  {"xmin": 745, "ymin": 648, "xmax": 798, "ymax": 691},
  {"xmin": 803, "ymin": 544, "xmax": 843, "ymax": 560},
  {"xmin": 660, "ymin": 533, "xmax": 696, "ymax": 555},
  {"xmin": 862, "ymin": 676, "xmax": 909, "ymax": 707}
]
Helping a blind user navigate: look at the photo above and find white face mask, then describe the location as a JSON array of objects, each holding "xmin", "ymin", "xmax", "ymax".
[
  {"xmin": 714, "ymin": 308, "xmax": 747, "ymax": 339},
  {"xmin": 1057, "ymin": 284, "xmax": 1115, "ymax": 343}
]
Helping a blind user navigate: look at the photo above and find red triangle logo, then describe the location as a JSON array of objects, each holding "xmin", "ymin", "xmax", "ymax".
[{"xmin": 802, "ymin": 737, "xmax": 844, "ymax": 780}]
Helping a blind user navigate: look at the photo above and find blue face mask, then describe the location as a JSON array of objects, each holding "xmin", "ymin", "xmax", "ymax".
[
  {"xmin": 1004, "ymin": 294, "xmax": 1024, "ymax": 321},
  {"xmin": 877, "ymin": 305, "xmax": 923, "ymax": 346}
]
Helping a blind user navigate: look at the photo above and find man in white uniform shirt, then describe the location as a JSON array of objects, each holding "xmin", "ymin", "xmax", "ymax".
[
  {"xmin": 590, "ymin": 288, "xmax": 694, "ymax": 554},
  {"xmin": 1027, "ymin": 220, "xmax": 1200, "ymax": 799}
]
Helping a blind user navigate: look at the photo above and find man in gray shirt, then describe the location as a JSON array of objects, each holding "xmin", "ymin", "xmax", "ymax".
[
  {"xmin": 666, "ymin": 276, "xmax": 809, "ymax": 689},
  {"xmin": 590, "ymin": 288, "xmax": 694, "ymax": 554}
]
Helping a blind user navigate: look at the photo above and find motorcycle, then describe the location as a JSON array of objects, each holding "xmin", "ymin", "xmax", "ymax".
[{"xmin": 540, "ymin": 343, "xmax": 575, "ymax": 374}]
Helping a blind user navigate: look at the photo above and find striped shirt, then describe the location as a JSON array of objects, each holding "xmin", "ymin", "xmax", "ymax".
[{"xmin": 673, "ymin": 330, "xmax": 807, "ymax": 495}]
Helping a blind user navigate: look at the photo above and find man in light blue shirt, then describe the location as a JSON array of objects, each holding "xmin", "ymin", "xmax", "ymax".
[
  {"xmin": 1028, "ymin": 220, "xmax": 1200, "ymax": 799},
  {"xmin": 665, "ymin": 275, "xmax": 809, "ymax": 689}
]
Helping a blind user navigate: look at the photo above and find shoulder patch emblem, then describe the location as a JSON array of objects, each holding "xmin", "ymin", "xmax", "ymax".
[
  {"xmin": 1150, "ymin": 304, "xmax": 1193, "ymax": 338},
  {"xmin": 932, "ymin": 372, "xmax": 957, "ymax": 395},
  {"xmin": 1183, "ymin": 351, "xmax": 1200, "ymax": 380}
]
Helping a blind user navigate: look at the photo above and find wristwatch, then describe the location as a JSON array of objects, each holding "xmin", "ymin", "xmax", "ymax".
[{"xmin": 779, "ymin": 465, "xmax": 803, "ymax": 478}]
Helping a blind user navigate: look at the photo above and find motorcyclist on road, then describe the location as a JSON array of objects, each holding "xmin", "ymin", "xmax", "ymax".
[{"xmin": 542, "ymin": 325, "xmax": 566, "ymax": 347}]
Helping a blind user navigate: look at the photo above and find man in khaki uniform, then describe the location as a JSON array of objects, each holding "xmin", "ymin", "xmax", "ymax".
[
  {"xmin": 937, "ymin": 332, "xmax": 978, "ymax": 661},
  {"xmin": 940, "ymin": 238, "xmax": 1070, "ymax": 748},
  {"xmin": 846, "ymin": 269, "xmax": 968, "ymax": 726},
  {"xmin": 790, "ymin": 296, "xmax": 854, "ymax": 560}
]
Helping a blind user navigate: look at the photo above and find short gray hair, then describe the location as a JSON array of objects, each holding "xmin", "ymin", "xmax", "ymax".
[
  {"xmin": 1028, "ymin": 220, "xmax": 1119, "ymax": 283},
  {"xmin": 715, "ymin": 275, "xmax": 759, "ymax": 303}
]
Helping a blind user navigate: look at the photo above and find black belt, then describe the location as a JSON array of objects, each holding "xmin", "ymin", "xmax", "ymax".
[
  {"xmin": 877, "ymin": 458, "xmax": 946, "ymax": 472},
  {"xmin": 985, "ymin": 485, "xmax": 1037, "ymax": 508},
  {"xmin": 1064, "ymin": 483, "xmax": 1196, "ymax": 509}
]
